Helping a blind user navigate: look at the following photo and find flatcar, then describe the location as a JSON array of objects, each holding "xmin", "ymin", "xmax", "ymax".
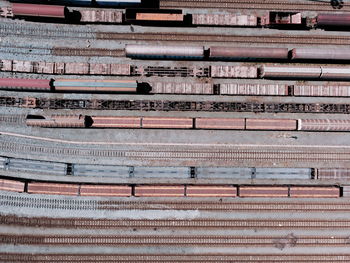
[{"xmin": 125, "ymin": 8, "xmax": 184, "ymax": 24}]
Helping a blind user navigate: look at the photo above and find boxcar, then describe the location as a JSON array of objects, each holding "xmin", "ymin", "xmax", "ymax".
[
  {"xmin": 141, "ymin": 117, "xmax": 193, "ymax": 129},
  {"xmin": 220, "ymin": 83, "xmax": 288, "ymax": 96},
  {"xmin": 27, "ymin": 182, "xmax": 79, "ymax": 195},
  {"xmin": 239, "ymin": 186, "xmax": 289, "ymax": 197},
  {"xmin": 134, "ymin": 185, "xmax": 185, "ymax": 197},
  {"xmin": 80, "ymin": 185, "xmax": 131, "ymax": 196},
  {"xmin": 246, "ymin": 118, "xmax": 297, "ymax": 130},
  {"xmin": 186, "ymin": 186, "xmax": 237, "ymax": 197},
  {"xmin": 195, "ymin": 118, "xmax": 245, "ymax": 130},
  {"xmin": 0, "ymin": 179, "xmax": 25, "ymax": 193},
  {"xmin": 290, "ymin": 186, "xmax": 340, "ymax": 198},
  {"xmin": 91, "ymin": 116, "xmax": 141, "ymax": 128},
  {"xmin": 26, "ymin": 115, "xmax": 86, "ymax": 128}
]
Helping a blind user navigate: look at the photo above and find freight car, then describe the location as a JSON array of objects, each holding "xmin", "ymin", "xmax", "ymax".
[
  {"xmin": 8, "ymin": 0, "xmax": 141, "ymax": 7},
  {"xmin": 26, "ymin": 115, "xmax": 350, "ymax": 132}
]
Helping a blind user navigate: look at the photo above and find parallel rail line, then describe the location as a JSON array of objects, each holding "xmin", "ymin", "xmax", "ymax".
[
  {"xmin": 160, "ymin": 0, "xmax": 350, "ymax": 11},
  {"xmin": 1, "ymin": 141, "xmax": 350, "ymax": 162},
  {"xmin": 2, "ymin": 253, "xmax": 350, "ymax": 263},
  {"xmin": 3, "ymin": 215, "xmax": 350, "ymax": 229},
  {"xmin": 2, "ymin": 194, "xmax": 350, "ymax": 212},
  {"xmin": 1, "ymin": 234, "xmax": 350, "ymax": 246},
  {"xmin": 2, "ymin": 23, "xmax": 350, "ymax": 45}
]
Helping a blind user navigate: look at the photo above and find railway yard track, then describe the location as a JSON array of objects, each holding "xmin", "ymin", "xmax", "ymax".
[
  {"xmin": 160, "ymin": 0, "xmax": 350, "ymax": 11},
  {"xmin": 3, "ymin": 215, "xmax": 350, "ymax": 229},
  {"xmin": 2, "ymin": 253, "xmax": 350, "ymax": 263},
  {"xmin": 3, "ymin": 22, "xmax": 350, "ymax": 45}
]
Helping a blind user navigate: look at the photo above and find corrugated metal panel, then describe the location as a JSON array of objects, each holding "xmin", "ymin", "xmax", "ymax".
[
  {"xmin": 28, "ymin": 183, "xmax": 79, "ymax": 196},
  {"xmin": 255, "ymin": 168, "xmax": 311, "ymax": 180},
  {"xmin": 187, "ymin": 186, "xmax": 237, "ymax": 197},
  {"xmin": 135, "ymin": 185, "xmax": 185, "ymax": 197},
  {"xmin": 80, "ymin": 9, "xmax": 123, "ymax": 23},
  {"xmin": 126, "ymin": 45, "xmax": 204, "ymax": 59},
  {"xmin": 80, "ymin": 185, "xmax": 131, "ymax": 197},
  {"xmin": 196, "ymin": 167, "xmax": 253, "ymax": 179},
  {"xmin": 317, "ymin": 168, "xmax": 350, "ymax": 180},
  {"xmin": 220, "ymin": 83, "xmax": 288, "ymax": 96},
  {"xmin": 142, "ymin": 117, "xmax": 193, "ymax": 129},
  {"xmin": 246, "ymin": 119, "xmax": 297, "ymax": 130},
  {"xmin": 192, "ymin": 13, "xmax": 257, "ymax": 26},
  {"xmin": 290, "ymin": 187, "xmax": 340, "ymax": 198},
  {"xmin": 73, "ymin": 164, "xmax": 130, "ymax": 177},
  {"xmin": 150, "ymin": 82, "xmax": 213, "ymax": 94},
  {"xmin": 195, "ymin": 118, "xmax": 245, "ymax": 129},
  {"xmin": 91, "ymin": 116, "xmax": 141, "ymax": 128},
  {"xmin": 298, "ymin": 119, "xmax": 350, "ymax": 131},
  {"xmin": 7, "ymin": 158, "xmax": 66, "ymax": 175},
  {"xmin": 294, "ymin": 85, "xmax": 350, "ymax": 97},
  {"xmin": 0, "ymin": 179, "xmax": 24, "ymax": 193},
  {"xmin": 133, "ymin": 167, "xmax": 190, "ymax": 178},
  {"xmin": 211, "ymin": 66, "xmax": 257, "ymax": 78}
]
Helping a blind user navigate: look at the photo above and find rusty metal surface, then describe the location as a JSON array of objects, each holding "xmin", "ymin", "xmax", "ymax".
[
  {"xmin": 246, "ymin": 118, "xmax": 297, "ymax": 130},
  {"xmin": 317, "ymin": 13, "xmax": 350, "ymax": 26},
  {"xmin": 80, "ymin": 185, "xmax": 131, "ymax": 197},
  {"xmin": 239, "ymin": 186, "xmax": 289, "ymax": 197},
  {"xmin": 186, "ymin": 185, "xmax": 237, "ymax": 197},
  {"xmin": 195, "ymin": 118, "xmax": 245, "ymax": 130},
  {"xmin": 27, "ymin": 183, "xmax": 79, "ymax": 196},
  {"xmin": 290, "ymin": 187, "xmax": 340, "ymax": 198},
  {"xmin": 0, "ymin": 179, "xmax": 24, "ymax": 193},
  {"xmin": 192, "ymin": 13, "xmax": 257, "ymax": 26},
  {"xmin": 136, "ymin": 13, "xmax": 184, "ymax": 21},
  {"xmin": 210, "ymin": 47, "xmax": 288, "ymax": 59},
  {"xmin": 141, "ymin": 117, "xmax": 193, "ymax": 129},
  {"xmin": 91, "ymin": 116, "xmax": 141, "ymax": 128},
  {"xmin": 134, "ymin": 185, "xmax": 185, "ymax": 197},
  {"xmin": 12, "ymin": 3, "xmax": 66, "ymax": 18},
  {"xmin": 298, "ymin": 119, "xmax": 350, "ymax": 131},
  {"xmin": 0, "ymin": 78, "xmax": 50, "ymax": 90}
]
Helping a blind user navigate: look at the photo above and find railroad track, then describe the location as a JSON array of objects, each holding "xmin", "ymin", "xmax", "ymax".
[
  {"xmin": 2, "ymin": 253, "xmax": 350, "ymax": 263},
  {"xmin": 2, "ymin": 233, "xmax": 350, "ymax": 246},
  {"xmin": 2, "ymin": 194, "xmax": 350, "ymax": 211},
  {"xmin": 0, "ymin": 114, "xmax": 25, "ymax": 124},
  {"xmin": 3, "ymin": 215, "xmax": 350, "ymax": 229},
  {"xmin": 2, "ymin": 23, "xmax": 350, "ymax": 45},
  {"xmin": 160, "ymin": 0, "xmax": 350, "ymax": 11},
  {"xmin": 1, "ymin": 140, "xmax": 350, "ymax": 163}
]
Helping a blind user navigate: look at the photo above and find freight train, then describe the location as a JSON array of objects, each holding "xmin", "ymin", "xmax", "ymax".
[
  {"xmin": 25, "ymin": 114, "xmax": 350, "ymax": 132},
  {"xmin": 1, "ymin": 4, "xmax": 350, "ymax": 29},
  {"xmin": 2, "ymin": 77, "xmax": 350, "ymax": 97}
]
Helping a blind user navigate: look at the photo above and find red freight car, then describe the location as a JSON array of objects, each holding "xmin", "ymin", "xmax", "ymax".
[
  {"xmin": 0, "ymin": 179, "xmax": 24, "ymax": 192},
  {"xmin": 186, "ymin": 185, "xmax": 237, "ymax": 197},
  {"xmin": 135, "ymin": 185, "xmax": 185, "ymax": 197},
  {"xmin": 195, "ymin": 118, "xmax": 245, "ymax": 130},
  {"xmin": 28, "ymin": 182, "xmax": 79, "ymax": 195},
  {"xmin": 0, "ymin": 78, "xmax": 51, "ymax": 91},
  {"xmin": 142, "ymin": 117, "xmax": 193, "ymax": 129},
  {"xmin": 12, "ymin": 3, "xmax": 66, "ymax": 18},
  {"xmin": 91, "ymin": 116, "xmax": 141, "ymax": 128},
  {"xmin": 80, "ymin": 185, "xmax": 132, "ymax": 197},
  {"xmin": 290, "ymin": 186, "xmax": 340, "ymax": 198},
  {"xmin": 246, "ymin": 119, "xmax": 297, "ymax": 130},
  {"xmin": 239, "ymin": 186, "xmax": 289, "ymax": 197}
]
